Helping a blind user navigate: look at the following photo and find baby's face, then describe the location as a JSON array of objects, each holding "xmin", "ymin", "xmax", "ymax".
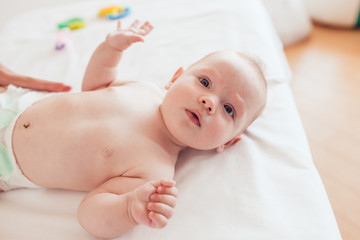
[{"xmin": 161, "ymin": 51, "xmax": 266, "ymax": 150}]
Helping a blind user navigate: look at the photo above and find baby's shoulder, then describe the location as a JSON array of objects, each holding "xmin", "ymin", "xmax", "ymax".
[{"xmin": 131, "ymin": 81, "xmax": 162, "ymax": 91}]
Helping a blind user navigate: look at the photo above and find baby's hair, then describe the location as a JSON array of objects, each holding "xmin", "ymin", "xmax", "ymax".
[
  {"xmin": 235, "ymin": 51, "xmax": 267, "ymax": 90},
  {"xmin": 234, "ymin": 51, "xmax": 268, "ymax": 131}
]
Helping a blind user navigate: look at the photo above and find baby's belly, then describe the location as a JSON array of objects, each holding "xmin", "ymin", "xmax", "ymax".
[{"xmin": 12, "ymin": 93, "xmax": 130, "ymax": 191}]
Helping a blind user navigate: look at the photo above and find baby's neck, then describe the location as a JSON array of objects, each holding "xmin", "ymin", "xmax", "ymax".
[{"xmin": 156, "ymin": 107, "xmax": 186, "ymax": 160}]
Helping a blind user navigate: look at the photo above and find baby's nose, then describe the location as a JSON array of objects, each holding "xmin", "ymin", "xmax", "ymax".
[{"xmin": 199, "ymin": 96, "xmax": 215, "ymax": 114}]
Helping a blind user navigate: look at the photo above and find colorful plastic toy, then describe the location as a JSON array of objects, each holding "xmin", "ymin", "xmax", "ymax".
[
  {"xmin": 97, "ymin": 5, "xmax": 131, "ymax": 20},
  {"xmin": 55, "ymin": 28, "xmax": 72, "ymax": 50},
  {"xmin": 57, "ymin": 18, "xmax": 86, "ymax": 31},
  {"xmin": 107, "ymin": 7, "xmax": 131, "ymax": 20},
  {"xmin": 97, "ymin": 6, "xmax": 124, "ymax": 17}
]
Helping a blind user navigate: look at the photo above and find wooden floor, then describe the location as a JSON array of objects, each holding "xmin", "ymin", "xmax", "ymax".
[{"xmin": 285, "ymin": 25, "xmax": 360, "ymax": 240}]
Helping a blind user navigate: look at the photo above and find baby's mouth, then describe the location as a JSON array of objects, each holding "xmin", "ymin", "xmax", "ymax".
[{"xmin": 185, "ymin": 110, "xmax": 201, "ymax": 127}]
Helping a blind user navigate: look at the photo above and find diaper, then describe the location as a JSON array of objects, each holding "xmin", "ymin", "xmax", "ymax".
[{"xmin": 0, "ymin": 85, "xmax": 53, "ymax": 191}]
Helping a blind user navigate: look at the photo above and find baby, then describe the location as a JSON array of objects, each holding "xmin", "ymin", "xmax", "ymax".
[{"xmin": 0, "ymin": 20, "xmax": 267, "ymax": 238}]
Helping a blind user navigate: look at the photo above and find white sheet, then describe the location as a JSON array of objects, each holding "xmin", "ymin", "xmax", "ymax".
[{"xmin": 0, "ymin": 0, "xmax": 341, "ymax": 239}]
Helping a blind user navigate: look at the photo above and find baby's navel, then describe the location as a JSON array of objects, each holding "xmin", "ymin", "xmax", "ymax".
[{"xmin": 22, "ymin": 121, "xmax": 31, "ymax": 129}]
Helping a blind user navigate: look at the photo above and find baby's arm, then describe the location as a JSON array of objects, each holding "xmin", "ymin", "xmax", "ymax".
[
  {"xmin": 81, "ymin": 20, "xmax": 153, "ymax": 91},
  {"xmin": 78, "ymin": 178, "xmax": 177, "ymax": 239}
]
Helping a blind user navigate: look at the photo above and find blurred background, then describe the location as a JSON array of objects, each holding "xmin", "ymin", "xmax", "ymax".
[
  {"xmin": 1, "ymin": 0, "xmax": 359, "ymax": 239},
  {"xmin": 0, "ymin": 0, "xmax": 89, "ymax": 28}
]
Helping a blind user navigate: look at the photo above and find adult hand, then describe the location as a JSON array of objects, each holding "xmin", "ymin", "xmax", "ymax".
[{"xmin": 0, "ymin": 64, "xmax": 71, "ymax": 92}]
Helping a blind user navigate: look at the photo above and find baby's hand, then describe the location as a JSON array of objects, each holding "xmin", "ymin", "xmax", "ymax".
[
  {"xmin": 129, "ymin": 179, "xmax": 177, "ymax": 228},
  {"xmin": 106, "ymin": 20, "xmax": 153, "ymax": 51}
]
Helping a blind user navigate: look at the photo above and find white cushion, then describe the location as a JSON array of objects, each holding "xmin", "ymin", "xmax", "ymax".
[{"xmin": 261, "ymin": 0, "xmax": 312, "ymax": 45}]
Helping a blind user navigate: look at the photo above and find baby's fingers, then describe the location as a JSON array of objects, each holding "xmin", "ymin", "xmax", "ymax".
[
  {"xmin": 150, "ymin": 193, "xmax": 177, "ymax": 208},
  {"xmin": 149, "ymin": 211, "xmax": 170, "ymax": 228},
  {"xmin": 117, "ymin": 20, "xmax": 122, "ymax": 30},
  {"xmin": 148, "ymin": 202, "xmax": 174, "ymax": 219},
  {"xmin": 139, "ymin": 21, "xmax": 153, "ymax": 36},
  {"xmin": 125, "ymin": 33, "xmax": 144, "ymax": 43},
  {"xmin": 160, "ymin": 179, "xmax": 175, "ymax": 188},
  {"xmin": 157, "ymin": 185, "xmax": 178, "ymax": 198},
  {"xmin": 128, "ymin": 20, "xmax": 153, "ymax": 36},
  {"xmin": 130, "ymin": 19, "xmax": 140, "ymax": 29}
]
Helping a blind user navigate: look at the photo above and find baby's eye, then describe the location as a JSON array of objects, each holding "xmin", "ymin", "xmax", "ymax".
[
  {"xmin": 224, "ymin": 104, "xmax": 234, "ymax": 118},
  {"xmin": 199, "ymin": 78, "xmax": 210, "ymax": 88}
]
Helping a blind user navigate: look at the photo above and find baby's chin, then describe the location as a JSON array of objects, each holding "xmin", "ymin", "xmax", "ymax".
[{"xmin": 180, "ymin": 140, "xmax": 220, "ymax": 151}]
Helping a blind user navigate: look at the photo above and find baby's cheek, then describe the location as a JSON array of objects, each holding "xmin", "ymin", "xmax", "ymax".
[{"xmin": 206, "ymin": 121, "xmax": 230, "ymax": 145}]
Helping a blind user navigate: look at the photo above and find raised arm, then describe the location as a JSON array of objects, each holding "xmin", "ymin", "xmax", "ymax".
[{"xmin": 81, "ymin": 20, "xmax": 153, "ymax": 91}]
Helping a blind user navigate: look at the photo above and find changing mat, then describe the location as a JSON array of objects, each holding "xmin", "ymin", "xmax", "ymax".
[{"xmin": 0, "ymin": 0, "xmax": 342, "ymax": 239}]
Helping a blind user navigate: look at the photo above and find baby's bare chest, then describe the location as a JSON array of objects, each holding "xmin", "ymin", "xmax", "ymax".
[{"xmin": 13, "ymin": 84, "xmax": 173, "ymax": 190}]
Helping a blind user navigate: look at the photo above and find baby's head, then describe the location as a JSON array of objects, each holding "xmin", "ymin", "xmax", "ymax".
[{"xmin": 160, "ymin": 50, "xmax": 267, "ymax": 152}]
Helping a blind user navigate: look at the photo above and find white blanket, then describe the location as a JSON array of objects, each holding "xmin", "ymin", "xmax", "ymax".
[{"xmin": 0, "ymin": 0, "xmax": 341, "ymax": 239}]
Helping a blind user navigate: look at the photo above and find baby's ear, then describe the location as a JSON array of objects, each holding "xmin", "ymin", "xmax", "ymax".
[
  {"xmin": 165, "ymin": 67, "xmax": 184, "ymax": 90},
  {"xmin": 216, "ymin": 137, "xmax": 242, "ymax": 153}
]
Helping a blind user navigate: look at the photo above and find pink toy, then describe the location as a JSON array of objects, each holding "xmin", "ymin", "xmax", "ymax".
[{"xmin": 55, "ymin": 28, "xmax": 72, "ymax": 50}]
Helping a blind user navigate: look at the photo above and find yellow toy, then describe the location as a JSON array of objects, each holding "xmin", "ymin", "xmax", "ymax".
[
  {"xmin": 97, "ymin": 5, "xmax": 131, "ymax": 20},
  {"xmin": 97, "ymin": 6, "xmax": 124, "ymax": 17}
]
